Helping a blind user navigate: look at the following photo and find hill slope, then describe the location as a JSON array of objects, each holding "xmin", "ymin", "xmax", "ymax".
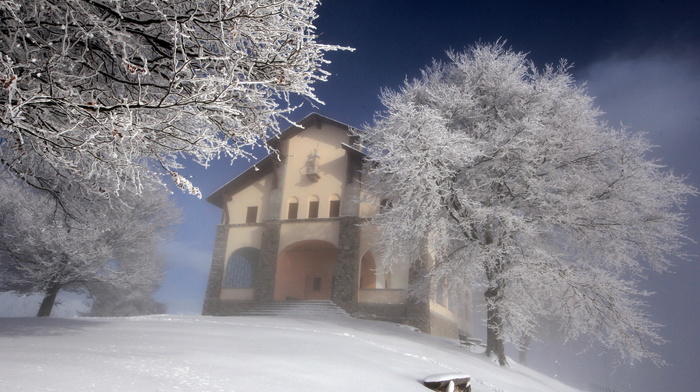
[{"xmin": 0, "ymin": 315, "xmax": 580, "ymax": 391}]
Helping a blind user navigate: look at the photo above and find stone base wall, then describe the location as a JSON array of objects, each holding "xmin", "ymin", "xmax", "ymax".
[
  {"xmin": 406, "ymin": 299, "xmax": 431, "ymax": 333},
  {"xmin": 202, "ymin": 218, "xmax": 467, "ymax": 340},
  {"xmin": 332, "ymin": 216, "xmax": 361, "ymax": 309},
  {"xmin": 405, "ymin": 261, "xmax": 431, "ymax": 333},
  {"xmin": 202, "ymin": 225, "xmax": 229, "ymax": 316},
  {"xmin": 429, "ymin": 312, "xmax": 460, "ymax": 339},
  {"xmin": 354, "ymin": 303, "xmax": 408, "ymax": 324},
  {"xmin": 215, "ymin": 300, "xmax": 259, "ymax": 316},
  {"xmin": 254, "ymin": 220, "xmax": 281, "ymax": 302}
]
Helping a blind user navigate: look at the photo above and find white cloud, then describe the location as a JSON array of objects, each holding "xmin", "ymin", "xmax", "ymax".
[
  {"xmin": 581, "ymin": 50, "xmax": 700, "ymax": 139},
  {"xmin": 579, "ymin": 49, "xmax": 700, "ymax": 187},
  {"xmin": 577, "ymin": 50, "xmax": 700, "ymax": 392}
]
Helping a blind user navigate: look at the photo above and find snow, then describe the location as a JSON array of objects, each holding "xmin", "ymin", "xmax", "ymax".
[
  {"xmin": 424, "ymin": 373, "xmax": 471, "ymax": 383},
  {"xmin": 424, "ymin": 372, "xmax": 471, "ymax": 390},
  {"xmin": 0, "ymin": 315, "xmax": 581, "ymax": 392}
]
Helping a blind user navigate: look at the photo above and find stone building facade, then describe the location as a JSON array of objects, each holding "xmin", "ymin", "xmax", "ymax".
[{"xmin": 202, "ymin": 113, "xmax": 472, "ymax": 338}]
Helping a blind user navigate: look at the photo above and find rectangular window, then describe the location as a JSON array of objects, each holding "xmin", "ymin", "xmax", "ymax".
[
  {"xmin": 329, "ymin": 200, "xmax": 341, "ymax": 218},
  {"xmin": 313, "ymin": 277, "xmax": 322, "ymax": 292},
  {"xmin": 308, "ymin": 201, "xmax": 319, "ymax": 218},
  {"xmin": 245, "ymin": 206, "xmax": 258, "ymax": 224},
  {"xmin": 288, "ymin": 202, "xmax": 298, "ymax": 220}
]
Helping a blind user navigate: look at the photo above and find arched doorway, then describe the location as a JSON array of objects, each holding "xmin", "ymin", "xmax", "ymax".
[
  {"xmin": 359, "ymin": 250, "xmax": 394, "ymax": 289},
  {"xmin": 274, "ymin": 240, "xmax": 337, "ymax": 301},
  {"xmin": 360, "ymin": 251, "xmax": 376, "ymax": 289}
]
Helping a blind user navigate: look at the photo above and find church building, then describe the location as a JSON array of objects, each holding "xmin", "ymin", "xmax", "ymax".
[{"xmin": 202, "ymin": 113, "xmax": 472, "ymax": 338}]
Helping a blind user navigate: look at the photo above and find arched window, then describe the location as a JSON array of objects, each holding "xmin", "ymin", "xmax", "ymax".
[
  {"xmin": 223, "ymin": 248, "xmax": 260, "ymax": 288},
  {"xmin": 329, "ymin": 194, "xmax": 341, "ymax": 218},
  {"xmin": 287, "ymin": 197, "xmax": 299, "ymax": 220},
  {"xmin": 308, "ymin": 195, "xmax": 319, "ymax": 218}
]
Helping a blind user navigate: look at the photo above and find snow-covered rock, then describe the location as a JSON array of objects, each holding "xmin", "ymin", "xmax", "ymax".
[{"xmin": 424, "ymin": 373, "xmax": 471, "ymax": 390}]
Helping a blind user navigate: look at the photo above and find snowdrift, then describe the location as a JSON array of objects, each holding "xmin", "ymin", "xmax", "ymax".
[{"xmin": 0, "ymin": 315, "xmax": 580, "ymax": 392}]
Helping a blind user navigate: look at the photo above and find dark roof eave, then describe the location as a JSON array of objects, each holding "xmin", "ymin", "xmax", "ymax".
[{"xmin": 205, "ymin": 153, "xmax": 277, "ymax": 208}]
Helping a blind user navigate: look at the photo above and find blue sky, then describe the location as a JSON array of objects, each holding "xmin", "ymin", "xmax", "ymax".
[{"xmin": 155, "ymin": 1, "xmax": 700, "ymax": 391}]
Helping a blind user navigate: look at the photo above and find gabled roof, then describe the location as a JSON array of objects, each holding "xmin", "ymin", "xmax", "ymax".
[{"xmin": 206, "ymin": 113, "xmax": 358, "ymax": 208}]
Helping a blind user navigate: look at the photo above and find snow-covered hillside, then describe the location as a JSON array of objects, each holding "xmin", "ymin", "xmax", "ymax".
[{"xmin": 0, "ymin": 315, "xmax": 580, "ymax": 392}]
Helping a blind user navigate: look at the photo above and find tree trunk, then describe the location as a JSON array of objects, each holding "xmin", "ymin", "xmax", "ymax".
[
  {"xmin": 484, "ymin": 286, "xmax": 508, "ymax": 366},
  {"xmin": 518, "ymin": 346, "xmax": 527, "ymax": 366},
  {"xmin": 518, "ymin": 335, "xmax": 532, "ymax": 365},
  {"xmin": 37, "ymin": 281, "xmax": 62, "ymax": 317}
]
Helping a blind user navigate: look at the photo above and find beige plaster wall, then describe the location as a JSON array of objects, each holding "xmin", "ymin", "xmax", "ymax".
[
  {"xmin": 358, "ymin": 225, "xmax": 409, "ymax": 289},
  {"xmin": 358, "ymin": 225, "xmax": 378, "ymax": 259},
  {"xmin": 430, "ymin": 301, "xmax": 461, "ymax": 322},
  {"xmin": 225, "ymin": 174, "xmax": 274, "ymax": 224},
  {"xmin": 358, "ymin": 289, "xmax": 405, "ymax": 304},
  {"xmin": 359, "ymin": 190, "xmax": 380, "ymax": 218},
  {"xmin": 279, "ymin": 220, "xmax": 340, "ymax": 249},
  {"xmin": 224, "ymin": 226, "xmax": 264, "ymax": 259},
  {"xmin": 278, "ymin": 123, "xmax": 350, "ymax": 220},
  {"xmin": 220, "ymin": 288, "xmax": 254, "ymax": 301},
  {"xmin": 220, "ymin": 226, "xmax": 264, "ymax": 290},
  {"xmin": 429, "ymin": 301, "xmax": 472, "ymax": 336}
]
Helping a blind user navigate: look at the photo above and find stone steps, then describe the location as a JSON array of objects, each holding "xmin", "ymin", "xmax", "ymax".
[{"xmin": 236, "ymin": 300, "xmax": 350, "ymax": 318}]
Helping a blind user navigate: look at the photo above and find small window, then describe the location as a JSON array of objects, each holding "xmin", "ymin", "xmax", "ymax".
[
  {"xmin": 246, "ymin": 206, "xmax": 258, "ymax": 224},
  {"xmin": 329, "ymin": 200, "xmax": 340, "ymax": 218},
  {"xmin": 288, "ymin": 202, "xmax": 299, "ymax": 220},
  {"xmin": 308, "ymin": 201, "xmax": 319, "ymax": 218},
  {"xmin": 313, "ymin": 277, "xmax": 322, "ymax": 292}
]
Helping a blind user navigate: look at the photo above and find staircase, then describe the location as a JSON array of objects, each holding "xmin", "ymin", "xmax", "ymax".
[{"xmin": 235, "ymin": 300, "xmax": 350, "ymax": 318}]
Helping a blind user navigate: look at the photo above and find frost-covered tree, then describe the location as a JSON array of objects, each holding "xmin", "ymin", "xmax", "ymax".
[
  {"xmin": 0, "ymin": 0, "xmax": 351, "ymax": 201},
  {"xmin": 0, "ymin": 173, "xmax": 179, "ymax": 316},
  {"xmin": 361, "ymin": 42, "xmax": 695, "ymax": 366},
  {"xmin": 83, "ymin": 282, "xmax": 166, "ymax": 317}
]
